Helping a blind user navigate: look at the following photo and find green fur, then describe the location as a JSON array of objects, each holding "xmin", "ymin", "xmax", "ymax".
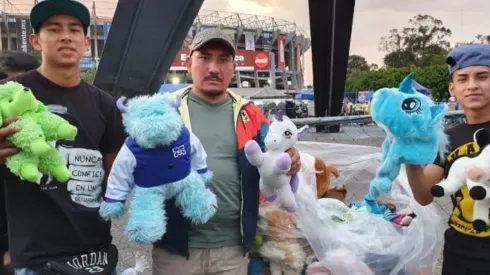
[
  {"xmin": 8, "ymin": 119, "xmax": 49, "ymax": 155},
  {"xmin": 5, "ymin": 150, "xmax": 39, "ymax": 182},
  {"xmin": 32, "ymin": 111, "xmax": 77, "ymax": 141},
  {"xmin": 0, "ymin": 81, "xmax": 78, "ymax": 183},
  {"xmin": 38, "ymin": 145, "xmax": 71, "ymax": 183}
]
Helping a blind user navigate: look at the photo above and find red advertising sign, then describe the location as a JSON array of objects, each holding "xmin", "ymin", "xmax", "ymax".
[
  {"xmin": 172, "ymin": 48, "xmax": 190, "ymax": 67},
  {"xmin": 254, "ymin": 52, "xmax": 270, "ymax": 70},
  {"xmin": 278, "ymin": 35, "xmax": 286, "ymax": 70},
  {"xmin": 171, "ymin": 48, "xmax": 270, "ymax": 70}
]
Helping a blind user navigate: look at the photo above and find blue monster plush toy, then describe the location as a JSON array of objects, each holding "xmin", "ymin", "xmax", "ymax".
[
  {"xmin": 367, "ymin": 72, "xmax": 448, "ymax": 201},
  {"xmin": 99, "ymin": 93, "xmax": 217, "ymax": 244}
]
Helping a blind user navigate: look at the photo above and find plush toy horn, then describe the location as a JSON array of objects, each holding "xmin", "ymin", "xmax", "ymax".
[
  {"xmin": 399, "ymin": 72, "xmax": 415, "ymax": 94},
  {"xmin": 116, "ymin": 96, "xmax": 128, "ymax": 113},
  {"xmin": 172, "ymin": 96, "xmax": 182, "ymax": 109},
  {"xmin": 275, "ymin": 110, "xmax": 284, "ymax": 121}
]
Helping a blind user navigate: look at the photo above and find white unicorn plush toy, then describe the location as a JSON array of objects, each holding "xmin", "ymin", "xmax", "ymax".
[
  {"xmin": 431, "ymin": 128, "xmax": 490, "ymax": 232},
  {"xmin": 244, "ymin": 111, "xmax": 309, "ymax": 213}
]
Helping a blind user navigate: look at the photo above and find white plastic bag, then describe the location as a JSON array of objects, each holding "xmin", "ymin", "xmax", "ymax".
[{"xmin": 294, "ymin": 141, "xmax": 444, "ymax": 275}]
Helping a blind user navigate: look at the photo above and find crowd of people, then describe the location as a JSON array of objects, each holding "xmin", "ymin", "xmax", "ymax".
[{"xmin": 0, "ymin": 0, "xmax": 487, "ymax": 275}]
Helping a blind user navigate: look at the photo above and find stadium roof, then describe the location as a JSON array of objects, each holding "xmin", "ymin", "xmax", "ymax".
[
  {"xmin": 1, "ymin": 1, "xmax": 307, "ymax": 36},
  {"xmin": 195, "ymin": 10, "xmax": 307, "ymax": 36}
]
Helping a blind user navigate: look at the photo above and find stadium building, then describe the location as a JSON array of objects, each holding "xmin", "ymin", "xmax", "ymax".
[{"xmin": 0, "ymin": 7, "xmax": 310, "ymax": 91}]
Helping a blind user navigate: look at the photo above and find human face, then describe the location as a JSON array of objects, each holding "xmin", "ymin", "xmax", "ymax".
[
  {"xmin": 449, "ymin": 66, "xmax": 490, "ymax": 111},
  {"xmin": 30, "ymin": 15, "xmax": 90, "ymax": 68},
  {"xmin": 187, "ymin": 43, "xmax": 236, "ymax": 98}
]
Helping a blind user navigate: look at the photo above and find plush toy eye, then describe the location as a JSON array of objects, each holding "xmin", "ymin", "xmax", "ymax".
[
  {"xmin": 23, "ymin": 88, "xmax": 29, "ymax": 92},
  {"xmin": 401, "ymin": 98, "xmax": 422, "ymax": 114},
  {"xmin": 283, "ymin": 130, "xmax": 293, "ymax": 138}
]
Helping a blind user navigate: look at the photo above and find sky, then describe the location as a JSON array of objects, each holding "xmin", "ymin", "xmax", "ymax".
[
  {"xmin": 200, "ymin": 0, "xmax": 490, "ymax": 85},
  {"xmin": 7, "ymin": 0, "xmax": 490, "ymax": 85}
]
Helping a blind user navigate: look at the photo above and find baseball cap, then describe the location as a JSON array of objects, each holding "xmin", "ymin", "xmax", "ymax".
[
  {"xmin": 190, "ymin": 28, "xmax": 236, "ymax": 56},
  {"xmin": 30, "ymin": 0, "xmax": 91, "ymax": 34},
  {"xmin": 446, "ymin": 44, "xmax": 490, "ymax": 75}
]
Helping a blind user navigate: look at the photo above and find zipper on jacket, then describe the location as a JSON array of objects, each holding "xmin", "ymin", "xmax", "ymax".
[{"xmin": 234, "ymin": 103, "xmax": 245, "ymax": 241}]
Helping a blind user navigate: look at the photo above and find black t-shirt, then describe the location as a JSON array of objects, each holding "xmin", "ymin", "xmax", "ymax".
[
  {"xmin": 0, "ymin": 70, "xmax": 126, "ymax": 268},
  {"xmin": 434, "ymin": 121, "xmax": 490, "ymax": 269},
  {"xmin": 435, "ymin": 120, "xmax": 490, "ymax": 237}
]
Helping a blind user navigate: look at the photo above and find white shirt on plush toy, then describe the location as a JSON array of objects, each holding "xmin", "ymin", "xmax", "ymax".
[
  {"xmin": 244, "ymin": 110, "xmax": 308, "ymax": 213},
  {"xmin": 104, "ymin": 132, "xmax": 208, "ymax": 202}
]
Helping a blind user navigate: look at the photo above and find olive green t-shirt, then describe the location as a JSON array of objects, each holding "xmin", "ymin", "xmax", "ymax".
[{"xmin": 187, "ymin": 92, "xmax": 242, "ymax": 248}]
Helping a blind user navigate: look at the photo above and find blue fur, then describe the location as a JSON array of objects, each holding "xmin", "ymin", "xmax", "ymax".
[
  {"xmin": 350, "ymin": 194, "xmax": 387, "ymax": 215},
  {"xmin": 368, "ymin": 73, "xmax": 449, "ymax": 200},
  {"xmin": 113, "ymin": 93, "xmax": 217, "ymax": 244},
  {"xmin": 125, "ymin": 172, "xmax": 219, "ymax": 242},
  {"xmin": 200, "ymin": 171, "xmax": 213, "ymax": 185},
  {"xmin": 122, "ymin": 94, "xmax": 183, "ymax": 149},
  {"xmin": 99, "ymin": 201, "xmax": 126, "ymax": 220}
]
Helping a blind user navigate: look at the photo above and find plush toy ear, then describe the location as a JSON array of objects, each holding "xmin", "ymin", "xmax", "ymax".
[
  {"xmin": 429, "ymin": 104, "xmax": 447, "ymax": 126},
  {"xmin": 297, "ymin": 125, "xmax": 309, "ymax": 138},
  {"xmin": 36, "ymin": 100, "xmax": 48, "ymax": 113},
  {"xmin": 473, "ymin": 128, "xmax": 490, "ymax": 148}
]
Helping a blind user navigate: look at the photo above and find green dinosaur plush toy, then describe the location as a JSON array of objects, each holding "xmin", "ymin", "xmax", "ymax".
[{"xmin": 0, "ymin": 81, "xmax": 78, "ymax": 183}]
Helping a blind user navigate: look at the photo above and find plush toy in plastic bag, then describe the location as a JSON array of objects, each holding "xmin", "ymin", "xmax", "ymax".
[
  {"xmin": 245, "ymin": 110, "xmax": 308, "ymax": 212},
  {"xmin": 367, "ymin": 72, "xmax": 448, "ymax": 201},
  {"xmin": 254, "ymin": 151, "xmax": 321, "ymax": 275},
  {"xmin": 99, "ymin": 94, "xmax": 217, "ymax": 244},
  {"xmin": 0, "ymin": 81, "xmax": 78, "ymax": 183},
  {"xmin": 294, "ymin": 142, "xmax": 444, "ymax": 275},
  {"xmin": 432, "ymin": 128, "xmax": 490, "ymax": 231}
]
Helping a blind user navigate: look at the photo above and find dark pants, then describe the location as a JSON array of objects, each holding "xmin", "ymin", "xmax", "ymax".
[{"xmin": 442, "ymin": 228, "xmax": 490, "ymax": 275}]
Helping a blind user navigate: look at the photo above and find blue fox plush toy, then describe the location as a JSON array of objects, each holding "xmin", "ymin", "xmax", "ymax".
[
  {"xmin": 99, "ymin": 94, "xmax": 217, "ymax": 244},
  {"xmin": 366, "ymin": 72, "xmax": 449, "ymax": 202}
]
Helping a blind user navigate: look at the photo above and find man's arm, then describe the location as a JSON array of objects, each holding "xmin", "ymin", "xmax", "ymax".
[{"xmin": 405, "ymin": 164, "xmax": 444, "ymax": 206}]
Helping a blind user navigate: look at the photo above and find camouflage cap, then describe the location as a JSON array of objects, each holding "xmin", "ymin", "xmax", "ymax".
[{"xmin": 190, "ymin": 28, "xmax": 236, "ymax": 56}]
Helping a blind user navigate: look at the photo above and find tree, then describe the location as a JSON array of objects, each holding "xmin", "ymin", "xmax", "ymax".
[
  {"xmin": 345, "ymin": 65, "xmax": 450, "ymax": 100},
  {"xmin": 383, "ymin": 51, "xmax": 417, "ymax": 68},
  {"xmin": 347, "ymin": 55, "xmax": 370, "ymax": 73},
  {"xmin": 31, "ymin": 50, "xmax": 41, "ymax": 63},
  {"xmin": 369, "ymin": 64, "xmax": 379, "ymax": 71},
  {"xmin": 475, "ymin": 34, "xmax": 490, "ymax": 44},
  {"xmin": 457, "ymin": 34, "xmax": 490, "ymax": 46},
  {"xmin": 80, "ymin": 69, "xmax": 96, "ymax": 84},
  {"xmin": 378, "ymin": 14, "xmax": 452, "ymax": 67}
]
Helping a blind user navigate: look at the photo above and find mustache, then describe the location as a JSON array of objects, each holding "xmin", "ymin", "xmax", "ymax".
[{"xmin": 204, "ymin": 75, "xmax": 222, "ymax": 82}]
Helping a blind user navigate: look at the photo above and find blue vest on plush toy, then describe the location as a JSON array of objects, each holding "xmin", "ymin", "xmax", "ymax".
[{"xmin": 126, "ymin": 127, "xmax": 191, "ymax": 188}]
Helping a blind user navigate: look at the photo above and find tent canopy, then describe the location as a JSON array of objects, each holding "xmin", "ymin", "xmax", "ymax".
[
  {"xmin": 411, "ymin": 80, "xmax": 432, "ymax": 95},
  {"xmin": 295, "ymin": 88, "xmax": 314, "ymax": 100}
]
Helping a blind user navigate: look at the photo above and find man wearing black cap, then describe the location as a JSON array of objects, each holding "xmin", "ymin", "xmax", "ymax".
[
  {"xmin": 0, "ymin": 1, "xmax": 125, "ymax": 274},
  {"xmin": 406, "ymin": 43, "xmax": 490, "ymax": 275}
]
